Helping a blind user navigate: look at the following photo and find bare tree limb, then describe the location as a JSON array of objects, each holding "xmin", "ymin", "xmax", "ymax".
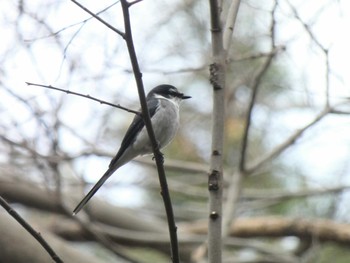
[
  {"xmin": 67, "ymin": 1, "xmax": 179, "ymax": 259},
  {"xmin": 286, "ymin": 0, "xmax": 331, "ymax": 107},
  {"xmin": 50, "ymin": 219, "xmax": 298, "ymax": 263},
  {"xmin": 245, "ymin": 106, "xmax": 331, "ymax": 174},
  {"xmin": 0, "ymin": 196, "xmax": 63, "ymax": 263},
  {"xmin": 70, "ymin": 0, "xmax": 125, "ymax": 37},
  {"xmin": 223, "ymin": 0, "xmax": 241, "ymax": 51},
  {"xmin": 188, "ymin": 216, "xmax": 350, "ymax": 245},
  {"xmin": 119, "ymin": 1, "xmax": 179, "ymax": 262},
  {"xmin": 222, "ymin": 0, "xmax": 279, "ymax": 240},
  {"xmin": 243, "ymin": 185, "xmax": 350, "ymax": 201},
  {"xmin": 26, "ymin": 82, "xmax": 140, "ymax": 114},
  {"xmin": 239, "ymin": 0, "xmax": 278, "ymax": 173},
  {"xmin": 207, "ymin": 0, "xmax": 227, "ymax": 262},
  {"xmin": 60, "ymin": 204, "xmax": 144, "ymax": 263}
]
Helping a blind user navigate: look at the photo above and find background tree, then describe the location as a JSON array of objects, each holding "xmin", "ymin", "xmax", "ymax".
[{"xmin": 1, "ymin": 0, "xmax": 350, "ymax": 262}]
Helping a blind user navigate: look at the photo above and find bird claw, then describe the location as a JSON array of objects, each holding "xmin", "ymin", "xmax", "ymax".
[{"xmin": 152, "ymin": 152, "xmax": 164, "ymax": 164}]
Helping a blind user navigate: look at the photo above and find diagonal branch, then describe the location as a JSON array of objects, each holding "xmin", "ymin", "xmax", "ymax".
[
  {"xmin": 245, "ymin": 106, "xmax": 332, "ymax": 175},
  {"xmin": 239, "ymin": 0, "xmax": 278, "ymax": 173},
  {"xmin": 0, "ymin": 196, "xmax": 63, "ymax": 263},
  {"xmin": 239, "ymin": 54, "xmax": 275, "ymax": 173},
  {"xmin": 286, "ymin": 0, "xmax": 331, "ymax": 107},
  {"xmin": 70, "ymin": 0, "xmax": 125, "ymax": 38}
]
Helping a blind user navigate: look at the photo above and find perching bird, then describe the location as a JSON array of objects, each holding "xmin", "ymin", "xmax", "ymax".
[{"xmin": 73, "ymin": 84, "xmax": 191, "ymax": 214}]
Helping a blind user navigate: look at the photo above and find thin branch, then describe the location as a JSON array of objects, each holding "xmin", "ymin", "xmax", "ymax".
[
  {"xmin": 243, "ymin": 184, "xmax": 350, "ymax": 201},
  {"xmin": 324, "ymin": 49, "xmax": 330, "ymax": 108},
  {"xmin": 29, "ymin": 0, "xmax": 179, "ymax": 261},
  {"xmin": 128, "ymin": 0, "xmax": 144, "ymax": 7},
  {"xmin": 223, "ymin": 0, "xmax": 241, "ymax": 51},
  {"xmin": 222, "ymin": 0, "xmax": 278, "ymax": 239},
  {"xmin": 24, "ymin": 1, "xmax": 120, "ymax": 41},
  {"xmin": 25, "ymin": 82, "xmax": 140, "ymax": 115},
  {"xmin": 286, "ymin": 0, "xmax": 331, "ymax": 107},
  {"xmin": 70, "ymin": 0, "xmax": 125, "ymax": 38},
  {"xmin": 245, "ymin": 106, "xmax": 332, "ymax": 174},
  {"xmin": 59, "ymin": 204, "xmax": 143, "ymax": 263},
  {"xmin": 228, "ymin": 45, "xmax": 285, "ymax": 62},
  {"xmin": 140, "ymin": 65, "xmax": 207, "ymax": 75},
  {"xmin": 0, "ymin": 196, "xmax": 64, "ymax": 263},
  {"xmin": 120, "ymin": 0, "xmax": 179, "ymax": 262},
  {"xmin": 286, "ymin": 1, "xmax": 327, "ymax": 52},
  {"xmin": 222, "ymin": 171, "xmax": 242, "ymax": 236},
  {"xmin": 245, "ymin": 101, "xmax": 350, "ymax": 174},
  {"xmin": 239, "ymin": 0, "xmax": 277, "ymax": 173},
  {"xmin": 239, "ymin": 53, "xmax": 275, "ymax": 173}
]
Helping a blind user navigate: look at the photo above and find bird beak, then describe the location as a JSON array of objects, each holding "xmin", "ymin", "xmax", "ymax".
[{"xmin": 181, "ymin": 94, "xmax": 191, "ymax": 100}]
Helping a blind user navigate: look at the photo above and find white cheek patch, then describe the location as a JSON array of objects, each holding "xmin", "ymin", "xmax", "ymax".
[{"xmin": 154, "ymin": 94, "xmax": 180, "ymax": 108}]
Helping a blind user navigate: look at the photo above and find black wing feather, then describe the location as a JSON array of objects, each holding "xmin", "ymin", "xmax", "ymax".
[{"xmin": 108, "ymin": 98, "xmax": 159, "ymax": 168}]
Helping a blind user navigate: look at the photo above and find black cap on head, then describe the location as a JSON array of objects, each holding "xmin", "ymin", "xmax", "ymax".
[{"xmin": 148, "ymin": 84, "xmax": 191, "ymax": 100}]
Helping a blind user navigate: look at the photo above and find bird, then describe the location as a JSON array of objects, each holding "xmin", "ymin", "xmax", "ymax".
[{"xmin": 73, "ymin": 84, "xmax": 191, "ymax": 215}]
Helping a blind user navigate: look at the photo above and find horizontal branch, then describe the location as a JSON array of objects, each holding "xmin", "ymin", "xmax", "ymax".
[
  {"xmin": 50, "ymin": 219, "xmax": 297, "ymax": 262},
  {"xmin": 0, "ymin": 175, "xmax": 164, "ymax": 233},
  {"xmin": 3, "ymin": 174, "xmax": 350, "ymax": 254},
  {"xmin": 187, "ymin": 216, "xmax": 350, "ymax": 245},
  {"xmin": 243, "ymin": 185, "xmax": 350, "ymax": 201},
  {"xmin": 25, "ymin": 82, "xmax": 140, "ymax": 115}
]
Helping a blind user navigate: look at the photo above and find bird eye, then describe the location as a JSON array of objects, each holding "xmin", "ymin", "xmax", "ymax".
[{"xmin": 168, "ymin": 88, "xmax": 179, "ymax": 96}]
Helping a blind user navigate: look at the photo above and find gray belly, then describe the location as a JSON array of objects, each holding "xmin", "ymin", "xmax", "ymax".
[{"xmin": 132, "ymin": 100, "xmax": 180, "ymax": 154}]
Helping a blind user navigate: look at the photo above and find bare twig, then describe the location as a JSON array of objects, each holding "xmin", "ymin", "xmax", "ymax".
[
  {"xmin": 223, "ymin": 0, "xmax": 241, "ymax": 51},
  {"xmin": 242, "ymin": 101, "xmax": 348, "ymax": 182},
  {"xmin": 59, "ymin": 204, "xmax": 143, "ymax": 263},
  {"xmin": 70, "ymin": 0, "xmax": 125, "ymax": 37},
  {"xmin": 228, "ymin": 46, "xmax": 285, "ymax": 62},
  {"xmin": 53, "ymin": 1, "xmax": 180, "ymax": 260},
  {"xmin": 0, "ymin": 196, "xmax": 63, "ymax": 263},
  {"xmin": 243, "ymin": 184, "xmax": 350, "ymax": 201},
  {"xmin": 222, "ymin": 0, "xmax": 278, "ymax": 239},
  {"xmin": 25, "ymin": 82, "xmax": 140, "ymax": 115},
  {"xmin": 245, "ymin": 106, "xmax": 332, "ymax": 174},
  {"xmin": 25, "ymin": 1, "xmax": 120, "ymax": 41},
  {"xmin": 286, "ymin": 0, "xmax": 331, "ymax": 107},
  {"xmin": 128, "ymin": 0, "xmax": 144, "ymax": 7},
  {"xmin": 239, "ymin": 0, "xmax": 277, "ymax": 173},
  {"xmin": 120, "ymin": 0, "xmax": 179, "ymax": 262}
]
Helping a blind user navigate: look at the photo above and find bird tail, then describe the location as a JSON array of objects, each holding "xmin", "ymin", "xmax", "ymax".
[{"xmin": 73, "ymin": 167, "xmax": 115, "ymax": 215}]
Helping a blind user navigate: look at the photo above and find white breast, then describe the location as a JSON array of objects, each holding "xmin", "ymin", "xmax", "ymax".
[{"xmin": 132, "ymin": 98, "xmax": 180, "ymax": 154}]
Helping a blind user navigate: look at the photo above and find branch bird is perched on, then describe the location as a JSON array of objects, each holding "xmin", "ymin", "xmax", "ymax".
[{"xmin": 73, "ymin": 84, "xmax": 191, "ymax": 215}]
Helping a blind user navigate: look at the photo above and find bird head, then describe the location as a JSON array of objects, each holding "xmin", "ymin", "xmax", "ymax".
[{"xmin": 148, "ymin": 84, "xmax": 191, "ymax": 103}]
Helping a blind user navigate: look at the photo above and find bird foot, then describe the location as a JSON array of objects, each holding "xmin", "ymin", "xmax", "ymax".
[{"xmin": 152, "ymin": 152, "xmax": 164, "ymax": 164}]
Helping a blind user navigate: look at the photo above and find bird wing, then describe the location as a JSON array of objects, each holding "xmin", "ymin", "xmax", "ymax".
[
  {"xmin": 73, "ymin": 99, "xmax": 160, "ymax": 215},
  {"xmin": 108, "ymin": 98, "xmax": 159, "ymax": 168}
]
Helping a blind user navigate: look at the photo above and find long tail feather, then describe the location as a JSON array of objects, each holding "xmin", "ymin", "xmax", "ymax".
[{"xmin": 73, "ymin": 168, "xmax": 115, "ymax": 215}]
